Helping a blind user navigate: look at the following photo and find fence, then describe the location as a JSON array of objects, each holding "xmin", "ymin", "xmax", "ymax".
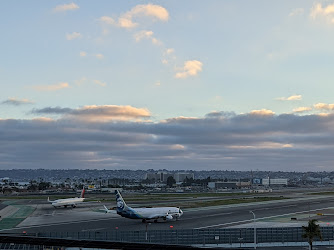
[{"xmin": 35, "ymin": 227, "xmax": 334, "ymax": 246}]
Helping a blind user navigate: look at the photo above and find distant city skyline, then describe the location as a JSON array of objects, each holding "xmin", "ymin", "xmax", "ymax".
[{"xmin": 1, "ymin": 1, "xmax": 334, "ymax": 171}]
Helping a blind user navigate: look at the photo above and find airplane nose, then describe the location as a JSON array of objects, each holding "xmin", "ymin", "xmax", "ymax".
[{"xmin": 179, "ymin": 209, "xmax": 183, "ymax": 216}]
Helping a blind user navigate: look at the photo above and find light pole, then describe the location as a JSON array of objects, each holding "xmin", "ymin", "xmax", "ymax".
[
  {"xmin": 145, "ymin": 222, "xmax": 151, "ymax": 241},
  {"xmin": 250, "ymin": 211, "xmax": 256, "ymax": 249}
]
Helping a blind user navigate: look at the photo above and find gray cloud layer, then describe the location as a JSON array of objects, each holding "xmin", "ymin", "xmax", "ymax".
[
  {"xmin": 2, "ymin": 98, "xmax": 34, "ymax": 106},
  {"xmin": 1, "ymin": 111, "xmax": 334, "ymax": 171}
]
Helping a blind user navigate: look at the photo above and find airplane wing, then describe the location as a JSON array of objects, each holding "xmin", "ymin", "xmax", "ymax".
[{"xmin": 99, "ymin": 205, "xmax": 116, "ymax": 213}]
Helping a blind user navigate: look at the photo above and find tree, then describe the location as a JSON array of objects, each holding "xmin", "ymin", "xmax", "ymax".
[
  {"xmin": 166, "ymin": 176, "xmax": 176, "ymax": 188},
  {"xmin": 302, "ymin": 219, "xmax": 322, "ymax": 250}
]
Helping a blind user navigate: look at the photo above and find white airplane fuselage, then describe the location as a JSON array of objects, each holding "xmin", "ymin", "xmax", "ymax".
[
  {"xmin": 118, "ymin": 206, "xmax": 182, "ymax": 220},
  {"xmin": 114, "ymin": 190, "xmax": 183, "ymax": 222},
  {"xmin": 51, "ymin": 197, "xmax": 85, "ymax": 208}
]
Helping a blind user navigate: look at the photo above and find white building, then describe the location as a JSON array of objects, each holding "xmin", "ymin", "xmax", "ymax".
[
  {"xmin": 262, "ymin": 178, "xmax": 288, "ymax": 185},
  {"xmin": 145, "ymin": 172, "xmax": 194, "ymax": 183},
  {"xmin": 174, "ymin": 172, "xmax": 194, "ymax": 182}
]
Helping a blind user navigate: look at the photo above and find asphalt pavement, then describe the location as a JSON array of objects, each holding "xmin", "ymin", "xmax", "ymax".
[{"xmin": 1, "ymin": 194, "xmax": 334, "ymax": 234}]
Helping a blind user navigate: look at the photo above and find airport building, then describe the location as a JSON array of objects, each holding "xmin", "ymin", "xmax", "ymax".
[
  {"xmin": 253, "ymin": 178, "xmax": 288, "ymax": 186},
  {"xmin": 174, "ymin": 172, "xmax": 194, "ymax": 182},
  {"xmin": 145, "ymin": 171, "xmax": 194, "ymax": 183},
  {"xmin": 208, "ymin": 181, "xmax": 238, "ymax": 189}
]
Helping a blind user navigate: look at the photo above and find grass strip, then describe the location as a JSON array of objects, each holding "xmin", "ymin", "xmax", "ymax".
[
  {"xmin": 308, "ymin": 192, "xmax": 334, "ymax": 195},
  {"xmin": 0, "ymin": 205, "xmax": 35, "ymax": 230}
]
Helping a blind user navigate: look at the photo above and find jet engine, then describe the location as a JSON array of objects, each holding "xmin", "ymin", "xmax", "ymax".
[{"xmin": 166, "ymin": 214, "xmax": 173, "ymax": 220}]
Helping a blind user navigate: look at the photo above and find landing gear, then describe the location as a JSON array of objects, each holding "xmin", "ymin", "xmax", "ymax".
[
  {"xmin": 71, "ymin": 204, "xmax": 76, "ymax": 208},
  {"xmin": 142, "ymin": 219, "xmax": 146, "ymax": 223},
  {"xmin": 154, "ymin": 219, "xmax": 158, "ymax": 223},
  {"xmin": 64, "ymin": 205, "xmax": 68, "ymax": 208}
]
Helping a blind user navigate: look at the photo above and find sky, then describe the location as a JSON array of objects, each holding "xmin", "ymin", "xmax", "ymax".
[{"xmin": 1, "ymin": 1, "xmax": 334, "ymax": 171}]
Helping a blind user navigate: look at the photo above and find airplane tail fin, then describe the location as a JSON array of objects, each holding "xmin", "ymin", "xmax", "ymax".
[
  {"xmin": 115, "ymin": 190, "xmax": 127, "ymax": 212},
  {"xmin": 80, "ymin": 187, "xmax": 85, "ymax": 198}
]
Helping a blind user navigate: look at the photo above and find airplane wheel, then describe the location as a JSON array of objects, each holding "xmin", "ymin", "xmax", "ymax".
[
  {"xmin": 142, "ymin": 219, "xmax": 146, "ymax": 223},
  {"xmin": 64, "ymin": 205, "xmax": 67, "ymax": 208},
  {"xmin": 154, "ymin": 220, "xmax": 158, "ymax": 223}
]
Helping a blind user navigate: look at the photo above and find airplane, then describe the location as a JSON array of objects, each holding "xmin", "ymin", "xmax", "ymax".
[
  {"xmin": 101, "ymin": 205, "xmax": 115, "ymax": 213},
  {"xmin": 114, "ymin": 190, "xmax": 183, "ymax": 223},
  {"xmin": 47, "ymin": 187, "xmax": 85, "ymax": 208}
]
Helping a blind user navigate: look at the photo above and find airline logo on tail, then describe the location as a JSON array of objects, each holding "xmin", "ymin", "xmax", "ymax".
[
  {"xmin": 115, "ymin": 190, "xmax": 126, "ymax": 211},
  {"xmin": 80, "ymin": 187, "xmax": 85, "ymax": 198}
]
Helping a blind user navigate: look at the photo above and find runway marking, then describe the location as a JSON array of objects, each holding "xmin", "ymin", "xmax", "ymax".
[
  {"xmin": 252, "ymin": 208, "xmax": 270, "ymax": 211},
  {"xmin": 0, "ymin": 216, "xmax": 121, "ymax": 232},
  {"xmin": 195, "ymin": 206, "xmax": 334, "ymax": 229},
  {"xmin": 182, "ymin": 212, "xmax": 233, "ymax": 221},
  {"xmin": 280, "ymin": 205, "xmax": 297, "ymax": 208}
]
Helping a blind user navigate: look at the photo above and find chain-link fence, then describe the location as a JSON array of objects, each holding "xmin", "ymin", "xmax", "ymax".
[{"xmin": 35, "ymin": 227, "xmax": 334, "ymax": 246}]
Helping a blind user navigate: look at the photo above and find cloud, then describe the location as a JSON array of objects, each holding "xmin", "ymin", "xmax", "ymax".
[
  {"xmin": 32, "ymin": 82, "xmax": 69, "ymax": 91},
  {"xmin": 31, "ymin": 107, "xmax": 73, "ymax": 115},
  {"xmin": 175, "ymin": 60, "xmax": 203, "ymax": 79},
  {"xmin": 66, "ymin": 32, "xmax": 82, "ymax": 40},
  {"xmin": 134, "ymin": 30, "xmax": 153, "ymax": 41},
  {"xmin": 100, "ymin": 16, "xmax": 136, "ymax": 28},
  {"xmin": 99, "ymin": 4, "xmax": 169, "ymax": 29},
  {"xmin": 293, "ymin": 107, "xmax": 312, "ymax": 113},
  {"xmin": 1, "ymin": 98, "xmax": 34, "ymax": 106},
  {"xmin": 249, "ymin": 109, "xmax": 275, "ymax": 116},
  {"xmin": 289, "ymin": 8, "xmax": 304, "ymax": 17},
  {"xmin": 32, "ymin": 105, "xmax": 151, "ymax": 122},
  {"xmin": 128, "ymin": 4, "xmax": 169, "ymax": 21},
  {"xmin": 165, "ymin": 48, "xmax": 175, "ymax": 55},
  {"xmin": 53, "ymin": 3, "xmax": 79, "ymax": 12},
  {"xmin": 3, "ymin": 110, "xmax": 334, "ymax": 170},
  {"xmin": 276, "ymin": 95, "xmax": 302, "ymax": 101},
  {"xmin": 118, "ymin": 17, "xmax": 137, "ymax": 29},
  {"xmin": 93, "ymin": 80, "xmax": 107, "ymax": 87},
  {"xmin": 310, "ymin": 2, "xmax": 334, "ymax": 22},
  {"xmin": 79, "ymin": 52, "xmax": 103, "ymax": 59},
  {"xmin": 170, "ymin": 144, "xmax": 185, "ymax": 150},
  {"xmin": 74, "ymin": 77, "xmax": 87, "ymax": 86},
  {"xmin": 314, "ymin": 103, "xmax": 334, "ymax": 110},
  {"xmin": 95, "ymin": 53, "xmax": 104, "ymax": 59},
  {"xmin": 99, "ymin": 16, "xmax": 115, "ymax": 25},
  {"xmin": 134, "ymin": 30, "xmax": 162, "ymax": 45}
]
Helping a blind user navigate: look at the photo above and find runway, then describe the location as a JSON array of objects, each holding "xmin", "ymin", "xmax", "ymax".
[{"xmin": 2, "ymin": 194, "xmax": 334, "ymax": 234}]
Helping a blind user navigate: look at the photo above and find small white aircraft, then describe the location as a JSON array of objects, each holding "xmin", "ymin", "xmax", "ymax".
[
  {"xmin": 114, "ymin": 190, "xmax": 183, "ymax": 223},
  {"xmin": 48, "ymin": 188, "xmax": 85, "ymax": 208}
]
